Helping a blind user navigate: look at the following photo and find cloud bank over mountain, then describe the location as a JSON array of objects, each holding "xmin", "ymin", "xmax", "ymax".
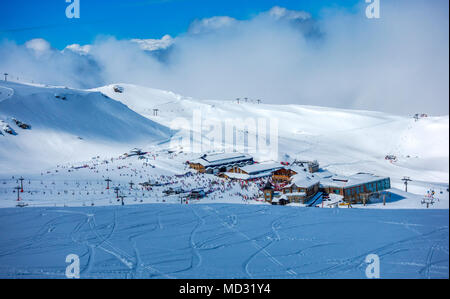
[{"xmin": 0, "ymin": 1, "xmax": 448, "ymax": 115}]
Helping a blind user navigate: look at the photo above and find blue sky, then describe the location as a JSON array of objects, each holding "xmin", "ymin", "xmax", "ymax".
[{"xmin": 0, "ymin": 0, "xmax": 360, "ymax": 49}]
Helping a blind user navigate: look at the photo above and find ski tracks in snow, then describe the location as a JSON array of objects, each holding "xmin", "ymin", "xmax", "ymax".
[
  {"xmin": 89, "ymin": 209, "xmax": 174, "ymax": 278},
  {"xmin": 299, "ymin": 226, "xmax": 449, "ymax": 278},
  {"xmin": 189, "ymin": 208, "xmax": 205, "ymax": 271},
  {"xmin": 204, "ymin": 206, "xmax": 298, "ymax": 278},
  {"xmin": 0, "ymin": 206, "xmax": 447, "ymax": 278},
  {"xmin": 0, "ymin": 86, "xmax": 14, "ymax": 103}
]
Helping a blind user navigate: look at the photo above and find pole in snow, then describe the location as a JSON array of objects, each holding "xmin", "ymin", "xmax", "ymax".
[
  {"xmin": 114, "ymin": 187, "xmax": 120, "ymax": 199},
  {"xmin": 14, "ymin": 186, "xmax": 21, "ymax": 201},
  {"xmin": 19, "ymin": 176, "xmax": 24, "ymax": 192},
  {"xmin": 402, "ymin": 177, "xmax": 412, "ymax": 192},
  {"xmin": 105, "ymin": 178, "xmax": 112, "ymax": 190}
]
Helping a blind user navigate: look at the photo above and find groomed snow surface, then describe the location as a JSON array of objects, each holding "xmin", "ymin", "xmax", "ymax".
[{"xmin": 0, "ymin": 204, "xmax": 447, "ymax": 279}]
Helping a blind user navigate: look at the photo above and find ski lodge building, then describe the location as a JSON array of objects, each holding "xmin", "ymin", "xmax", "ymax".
[
  {"xmin": 281, "ymin": 175, "xmax": 320, "ymax": 203},
  {"xmin": 220, "ymin": 162, "xmax": 283, "ymax": 181},
  {"xmin": 271, "ymin": 160, "xmax": 321, "ymax": 183},
  {"xmin": 188, "ymin": 153, "xmax": 254, "ymax": 174},
  {"xmin": 272, "ymin": 172, "xmax": 390, "ymax": 205},
  {"xmin": 187, "ymin": 153, "xmax": 391, "ymax": 205},
  {"xmin": 272, "ymin": 165, "xmax": 309, "ymax": 183},
  {"xmin": 320, "ymin": 173, "xmax": 391, "ymax": 203}
]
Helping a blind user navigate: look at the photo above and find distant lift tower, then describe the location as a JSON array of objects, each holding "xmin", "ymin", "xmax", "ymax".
[
  {"xmin": 19, "ymin": 176, "xmax": 24, "ymax": 192},
  {"xmin": 14, "ymin": 186, "xmax": 21, "ymax": 201},
  {"xmin": 114, "ymin": 187, "xmax": 120, "ymax": 199},
  {"xmin": 4, "ymin": 73, "xmax": 8, "ymax": 81},
  {"xmin": 118, "ymin": 195, "xmax": 126, "ymax": 206},
  {"xmin": 402, "ymin": 177, "xmax": 412, "ymax": 192},
  {"xmin": 105, "ymin": 178, "xmax": 112, "ymax": 190}
]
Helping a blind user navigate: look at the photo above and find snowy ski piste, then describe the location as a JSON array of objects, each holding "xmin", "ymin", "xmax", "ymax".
[
  {"xmin": 0, "ymin": 81, "xmax": 448, "ymax": 279},
  {"xmin": 0, "ymin": 204, "xmax": 448, "ymax": 278}
]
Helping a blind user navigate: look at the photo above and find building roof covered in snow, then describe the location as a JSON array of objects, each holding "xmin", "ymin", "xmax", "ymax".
[
  {"xmin": 313, "ymin": 170, "xmax": 334, "ymax": 179},
  {"xmin": 190, "ymin": 152, "xmax": 253, "ymax": 168},
  {"xmin": 239, "ymin": 162, "xmax": 283, "ymax": 175},
  {"xmin": 285, "ymin": 164, "xmax": 309, "ymax": 174},
  {"xmin": 286, "ymin": 175, "xmax": 320, "ymax": 189},
  {"xmin": 321, "ymin": 173, "xmax": 390, "ymax": 189},
  {"xmin": 222, "ymin": 170, "xmax": 275, "ymax": 180}
]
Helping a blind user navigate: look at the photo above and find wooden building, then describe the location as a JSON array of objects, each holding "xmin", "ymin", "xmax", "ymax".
[
  {"xmin": 281, "ymin": 176, "xmax": 320, "ymax": 203},
  {"xmin": 188, "ymin": 153, "xmax": 253, "ymax": 174},
  {"xmin": 320, "ymin": 173, "xmax": 391, "ymax": 203},
  {"xmin": 223, "ymin": 162, "xmax": 283, "ymax": 181},
  {"xmin": 272, "ymin": 165, "xmax": 308, "ymax": 183}
]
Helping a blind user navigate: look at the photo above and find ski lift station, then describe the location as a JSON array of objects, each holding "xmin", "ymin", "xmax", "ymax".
[{"xmin": 320, "ymin": 173, "xmax": 391, "ymax": 203}]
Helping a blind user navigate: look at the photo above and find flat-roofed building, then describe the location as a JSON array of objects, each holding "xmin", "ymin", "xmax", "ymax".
[
  {"xmin": 188, "ymin": 152, "xmax": 253, "ymax": 174},
  {"xmin": 321, "ymin": 173, "xmax": 391, "ymax": 203},
  {"xmin": 223, "ymin": 162, "xmax": 283, "ymax": 181}
]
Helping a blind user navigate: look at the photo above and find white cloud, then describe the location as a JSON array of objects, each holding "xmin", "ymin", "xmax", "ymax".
[
  {"xmin": 25, "ymin": 38, "xmax": 51, "ymax": 53},
  {"xmin": 0, "ymin": 1, "xmax": 448, "ymax": 115},
  {"xmin": 63, "ymin": 44, "xmax": 92, "ymax": 55},
  {"xmin": 188, "ymin": 16, "xmax": 238, "ymax": 34},
  {"xmin": 268, "ymin": 6, "xmax": 311, "ymax": 21},
  {"xmin": 130, "ymin": 34, "xmax": 174, "ymax": 51}
]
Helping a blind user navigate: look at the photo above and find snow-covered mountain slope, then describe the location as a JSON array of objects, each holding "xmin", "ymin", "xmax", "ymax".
[
  {"xmin": 97, "ymin": 84, "xmax": 449, "ymax": 188},
  {"xmin": 1, "ymin": 81, "xmax": 447, "ymax": 192},
  {"xmin": 0, "ymin": 82, "xmax": 171, "ymax": 174},
  {"xmin": 94, "ymin": 84, "xmax": 187, "ymax": 120}
]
